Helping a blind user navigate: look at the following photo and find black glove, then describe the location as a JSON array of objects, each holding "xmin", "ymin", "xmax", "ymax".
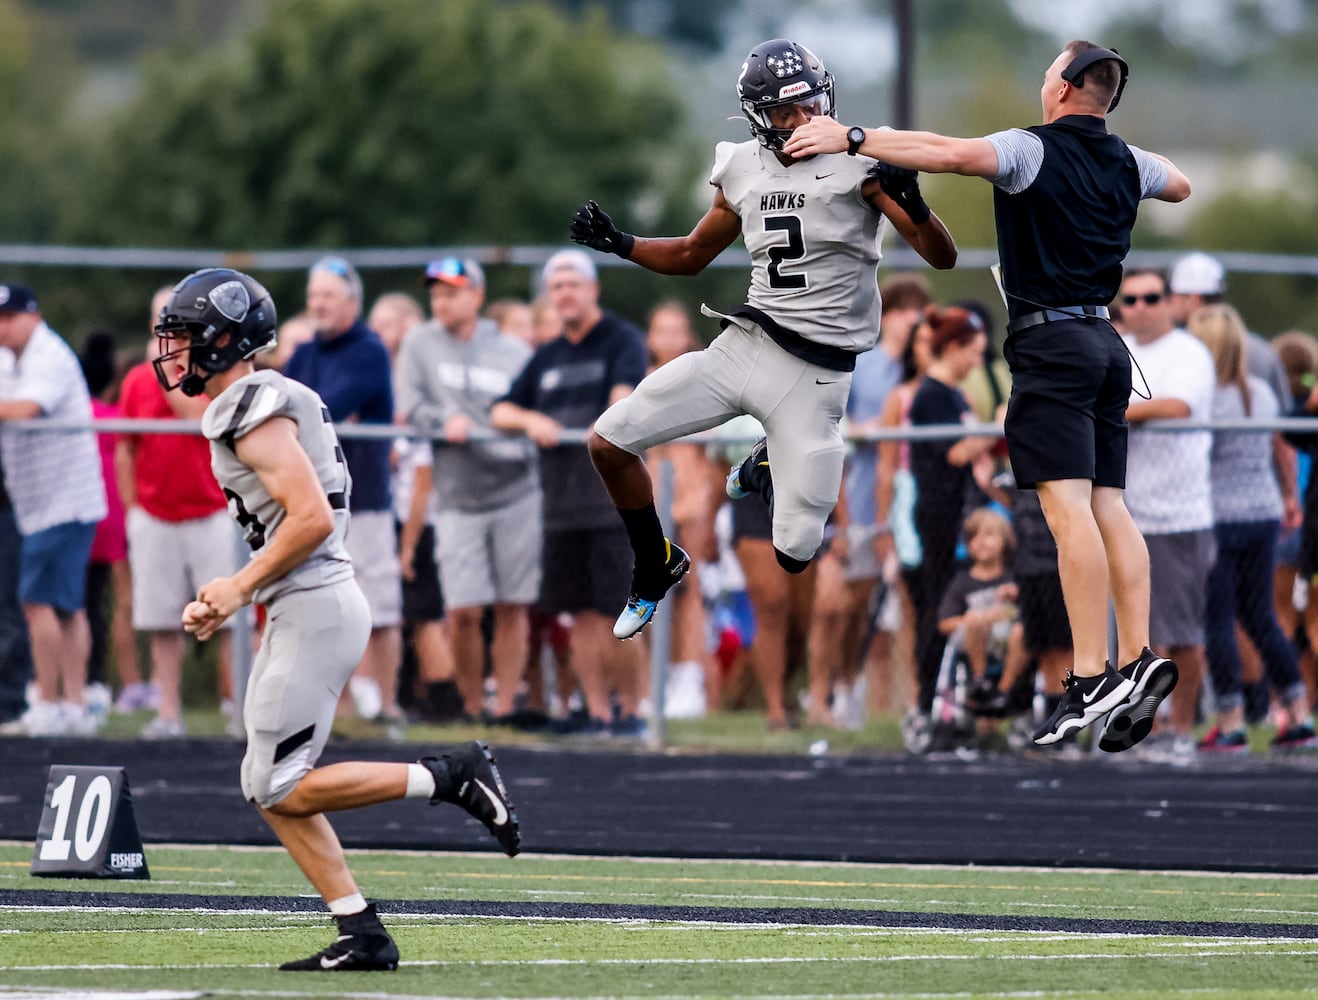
[
  {"xmin": 570, "ymin": 200, "xmax": 635, "ymax": 259},
  {"xmin": 867, "ymin": 161, "xmax": 931, "ymax": 225}
]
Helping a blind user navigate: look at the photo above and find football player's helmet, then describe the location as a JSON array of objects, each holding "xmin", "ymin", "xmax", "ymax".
[
  {"xmin": 737, "ymin": 38, "xmax": 836, "ymax": 151},
  {"xmin": 153, "ymin": 268, "xmax": 277, "ymax": 396}
]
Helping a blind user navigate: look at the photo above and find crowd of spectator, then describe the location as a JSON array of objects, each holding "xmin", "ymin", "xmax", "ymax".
[{"xmin": 1, "ymin": 250, "xmax": 1317, "ymax": 760}]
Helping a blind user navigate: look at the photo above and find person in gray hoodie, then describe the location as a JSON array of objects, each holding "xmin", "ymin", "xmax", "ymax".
[{"xmin": 394, "ymin": 258, "xmax": 542, "ymax": 721}]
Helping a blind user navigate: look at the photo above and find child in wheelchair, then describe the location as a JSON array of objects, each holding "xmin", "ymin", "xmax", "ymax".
[{"xmin": 934, "ymin": 508, "xmax": 1025, "ymax": 732}]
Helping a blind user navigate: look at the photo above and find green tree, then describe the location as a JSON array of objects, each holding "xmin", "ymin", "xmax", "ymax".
[
  {"xmin": 1182, "ymin": 171, "xmax": 1318, "ymax": 337},
  {"xmin": 0, "ymin": 0, "xmax": 80, "ymax": 242},
  {"xmin": 55, "ymin": 0, "xmax": 705, "ymax": 329}
]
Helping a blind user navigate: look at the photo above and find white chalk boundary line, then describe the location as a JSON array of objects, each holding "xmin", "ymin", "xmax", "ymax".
[{"xmin": 9, "ymin": 943, "xmax": 1318, "ymax": 973}]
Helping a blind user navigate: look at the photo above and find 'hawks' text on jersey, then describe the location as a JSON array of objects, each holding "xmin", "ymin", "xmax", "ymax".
[{"xmin": 712, "ymin": 137, "xmax": 890, "ymax": 353}]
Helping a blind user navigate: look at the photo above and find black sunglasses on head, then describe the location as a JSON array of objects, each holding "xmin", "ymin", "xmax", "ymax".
[{"xmin": 1121, "ymin": 292, "xmax": 1164, "ymax": 306}]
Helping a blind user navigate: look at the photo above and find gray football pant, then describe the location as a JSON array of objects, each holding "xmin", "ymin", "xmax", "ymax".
[
  {"xmin": 594, "ymin": 321, "xmax": 851, "ymax": 562},
  {"xmin": 240, "ymin": 579, "xmax": 371, "ymax": 808}
]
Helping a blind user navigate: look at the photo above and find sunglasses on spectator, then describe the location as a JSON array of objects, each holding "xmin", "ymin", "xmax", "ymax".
[{"xmin": 1121, "ymin": 292, "xmax": 1164, "ymax": 306}]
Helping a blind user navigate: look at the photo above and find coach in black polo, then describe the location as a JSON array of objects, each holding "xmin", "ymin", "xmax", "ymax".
[{"xmin": 785, "ymin": 40, "xmax": 1192, "ymax": 752}]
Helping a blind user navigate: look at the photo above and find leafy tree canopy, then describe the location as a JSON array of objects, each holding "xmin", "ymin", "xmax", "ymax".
[
  {"xmin": 63, "ymin": 0, "xmax": 699, "ymax": 249},
  {"xmin": 47, "ymin": 0, "xmax": 706, "ymax": 331}
]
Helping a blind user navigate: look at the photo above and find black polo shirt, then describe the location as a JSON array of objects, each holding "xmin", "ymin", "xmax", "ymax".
[{"xmin": 991, "ymin": 115, "xmax": 1142, "ymax": 319}]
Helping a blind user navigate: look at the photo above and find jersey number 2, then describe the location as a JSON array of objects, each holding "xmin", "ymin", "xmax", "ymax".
[{"xmin": 764, "ymin": 215, "xmax": 807, "ymax": 290}]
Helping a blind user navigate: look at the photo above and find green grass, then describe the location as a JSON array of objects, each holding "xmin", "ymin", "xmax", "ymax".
[
  {"xmin": 95, "ymin": 703, "xmax": 912, "ymax": 752},
  {"xmin": 4, "ymin": 844, "xmax": 1318, "ymax": 998}
]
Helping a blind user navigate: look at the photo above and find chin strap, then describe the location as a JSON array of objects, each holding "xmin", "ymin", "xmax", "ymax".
[{"xmin": 179, "ymin": 371, "xmax": 209, "ymax": 397}]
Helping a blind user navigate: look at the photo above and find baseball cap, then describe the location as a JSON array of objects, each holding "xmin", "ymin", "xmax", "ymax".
[
  {"xmin": 424, "ymin": 257, "xmax": 485, "ymax": 290},
  {"xmin": 0, "ymin": 285, "xmax": 38, "ymax": 314},
  {"xmin": 1169, "ymin": 252, "xmax": 1225, "ymax": 296},
  {"xmin": 541, "ymin": 249, "xmax": 598, "ymax": 286}
]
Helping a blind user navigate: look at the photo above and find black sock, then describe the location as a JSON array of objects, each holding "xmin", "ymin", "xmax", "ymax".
[
  {"xmin": 337, "ymin": 903, "xmax": 385, "ymax": 935},
  {"xmin": 619, "ymin": 503, "xmax": 666, "ymax": 574}
]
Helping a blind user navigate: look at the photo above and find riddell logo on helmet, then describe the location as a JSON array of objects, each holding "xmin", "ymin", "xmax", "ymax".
[{"xmin": 778, "ymin": 81, "xmax": 811, "ymax": 100}]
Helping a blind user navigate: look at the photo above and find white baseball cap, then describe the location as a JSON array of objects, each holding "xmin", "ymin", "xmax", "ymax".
[
  {"xmin": 541, "ymin": 249, "xmax": 598, "ymax": 286},
  {"xmin": 1169, "ymin": 252, "xmax": 1225, "ymax": 296}
]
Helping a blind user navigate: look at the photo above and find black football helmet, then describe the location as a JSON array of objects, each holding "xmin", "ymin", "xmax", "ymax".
[
  {"xmin": 153, "ymin": 268, "xmax": 277, "ymax": 396},
  {"xmin": 737, "ymin": 38, "xmax": 836, "ymax": 151}
]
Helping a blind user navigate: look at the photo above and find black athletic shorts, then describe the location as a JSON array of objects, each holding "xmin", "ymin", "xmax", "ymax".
[
  {"xmin": 1002, "ymin": 318, "xmax": 1131, "ymax": 489},
  {"xmin": 538, "ymin": 526, "xmax": 633, "ymax": 617},
  {"xmin": 730, "ymin": 494, "xmax": 774, "ymax": 545},
  {"xmin": 396, "ymin": 521, "xmax": 444, "ymax": 623},
  {"xmin": 1017, "ymin": 571, "xmax": 1071, "ymax": 655}
]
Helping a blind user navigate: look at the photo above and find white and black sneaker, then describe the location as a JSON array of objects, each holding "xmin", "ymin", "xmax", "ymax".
[
  {"xmin": 1031, "ymin": 665, "xmax": 1135, "ymax": 746},
  {"xmin": 421, "ymin": 740, "xmax": 521, "ymax": 856},
  {"xmin": 1098, "ymin": 647, "xmax": 1179, "ymax": 753},
  {"xmin": 280, "ymin": 903, "xmax": 399, "ymax": 972}
]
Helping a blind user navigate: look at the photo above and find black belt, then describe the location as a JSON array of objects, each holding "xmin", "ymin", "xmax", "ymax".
[
  {"xmin": 725, "ymin": 304, "xmax": 858, "ymax": 373},
  {"xmin": 1007, "ymin": 305, "xmax": 1110, "ymax": 334},
  {"xmin": 328, "ymin": 491, "xmax": 347, "ymax": 510}
]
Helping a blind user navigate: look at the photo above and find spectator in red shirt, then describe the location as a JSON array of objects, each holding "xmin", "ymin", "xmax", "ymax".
[
  {"xmin": 116, "ymin": 287, "xmax": 239, "ymax": 737},
  {"xmin": 79, "ymin": 331, "xmax": 143, "ymax": 721}
]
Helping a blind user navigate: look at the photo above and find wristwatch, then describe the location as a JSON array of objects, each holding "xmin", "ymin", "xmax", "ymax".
[{"xmin": 846, "ymin": 126, "xmax": 866, "ymax": 156}]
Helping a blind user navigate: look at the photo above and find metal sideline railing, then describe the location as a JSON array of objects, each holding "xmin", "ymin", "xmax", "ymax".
[{"xmin": 1, "ymin": 244, "xmax": 1317, "ymax": 276}]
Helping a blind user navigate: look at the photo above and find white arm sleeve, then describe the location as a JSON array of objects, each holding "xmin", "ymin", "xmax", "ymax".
[
  {"xmin": 1127, "ymin": 145, "xmax": 1170, "ymax": 199},
  {"xmin": 984, "ymin": 129, "xmax": 1045, "ymax": 195}
]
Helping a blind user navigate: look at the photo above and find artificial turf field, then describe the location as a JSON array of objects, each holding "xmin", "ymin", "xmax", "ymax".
[{"xmin": 4, "ymin": 844, "xmax": 1318, "ymax": 999}]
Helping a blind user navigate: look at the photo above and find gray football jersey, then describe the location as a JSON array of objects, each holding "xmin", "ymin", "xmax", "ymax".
[
  {"xmin": 201, "ymin": 369, "xmax": 354, "ymax": 603},
  {"xmin": 711, "ymin": 139, "xmax": 888, "ymax": 352}
]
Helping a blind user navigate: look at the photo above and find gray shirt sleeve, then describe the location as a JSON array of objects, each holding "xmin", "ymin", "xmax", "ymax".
[
  {"xmin": 1126, "ymin": 145, "xmax": 1170, "ymax": 199},
  {"xmin": 984, "ymin": 128, "xmax": 1045, "ymax": 195},
  {"xmin": 395, "ymin": 326, "xmax": 454, "ymax": 435}
]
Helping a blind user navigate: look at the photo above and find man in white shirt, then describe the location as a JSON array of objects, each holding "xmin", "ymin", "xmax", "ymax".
[
  {"xmin": 0, "ymin": 285, "xmax": 107, "ymax": 736},
  {"xmin": 1120, "ymin": 268, "xmax": 1216, "ymax": 758}
]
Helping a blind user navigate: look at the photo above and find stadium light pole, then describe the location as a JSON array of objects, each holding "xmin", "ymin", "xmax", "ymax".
[{"xmin": 893, "ymin": 0, "xmax": 915, "ymax": 130}]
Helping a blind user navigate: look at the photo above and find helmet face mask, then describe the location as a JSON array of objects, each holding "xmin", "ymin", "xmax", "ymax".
[
  {"xmin": 152, "ymin": 268, "xmax": 277, "ymax": 396},
  {"xmin": 738, "ymin": 39, "xmax": 836, "ymax": 151}
]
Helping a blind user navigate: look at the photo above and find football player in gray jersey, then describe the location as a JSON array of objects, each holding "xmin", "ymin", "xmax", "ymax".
[
  {"xmin": 153, "ymin": 268, "xmax": 520, "ymax": 973},
  {"xmin": 573, "ymin": 38, "xmax": 957, "ymax": 641}
]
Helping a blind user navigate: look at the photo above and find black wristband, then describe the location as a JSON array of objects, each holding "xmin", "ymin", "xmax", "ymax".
[
  {"xmin": 615, "ymin": 232, "xmax": 635, "ymax": 259},
  {"xmin": 903, "ymin": 196, "xmax": 931, "ymax": 225}
]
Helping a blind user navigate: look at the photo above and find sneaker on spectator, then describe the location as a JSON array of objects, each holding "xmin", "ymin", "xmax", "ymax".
[
  {"xmin": 114, "ymin": 682, "xmax": 147, "ymax": 714},
  {"xmin": 349, "ymin": 676, "xmax": 383, "ymax": 720},
  {"xmin": 63, "ymin": 702, "xmax": 101, "ymax": 736},
  {"xmin": 1270, "ymin": 721, "xmax": 1318, "ymax": 753},
  {"xmin": 1098, "ymin": 647, "xmax": 1179, "ymax": 753},
  {"xmin": 1031, "ymin": 666, "xmax": 1134, "ymax": 746},
  {"xmin": 1135, "ymin": 731, "xmax": 1198, "ymax": 766},
  {"xmin": 84, "ymin": 683, "xmax": 112, "ymax": 729},
  {"xmin": 610, "ymin": 713, "xmax": 647, "ymax": 739},
  {"xmin": 115, "ymin": 681, "xmax": 160, "ymax": 713},
  {"xmin": 664, "ymin": 661, "xmax": 707, "ymax": 719},
  {"xmin": 901, "ymin": 708, "xmax": 933, "ymax": 754},
  {"xmin": 967, "ymin": 676, "xmax": 1009, "ymax": 717},
  {"xmin": 1196, "ymin": 726, "xmax": 1249, "ymax": 754},
  {"xmin": 831, "ymin": 680, "xmax": 866, "ymax": 731},
  {"xmin": 142, "ymin": 715, "xmax": 187, "ymax": 739},
  {"xmin": 21, "ymin": 700, "xmax": 70, "ymax": 737}
]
